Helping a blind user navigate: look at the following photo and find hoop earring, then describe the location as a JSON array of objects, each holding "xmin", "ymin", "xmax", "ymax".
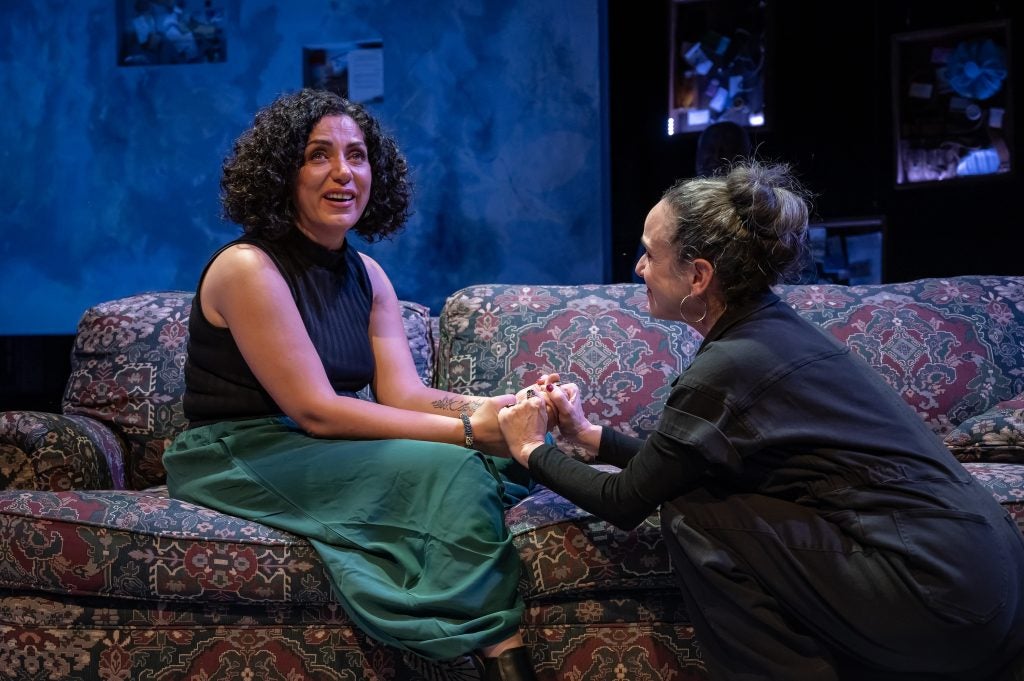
[{"xmin": 679, "ymin": 294, "xmax": 708, "ymax": 324}]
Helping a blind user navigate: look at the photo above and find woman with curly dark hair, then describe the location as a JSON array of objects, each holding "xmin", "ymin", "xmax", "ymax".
[{"xmin": 163, "ymin": 88, "xmax": 538, "ymax": 681}]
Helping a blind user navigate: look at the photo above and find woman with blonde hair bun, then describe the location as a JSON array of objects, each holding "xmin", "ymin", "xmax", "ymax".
[{"xmin": 498, "ymin": 161, "xmax": 1024, "ymax": 681}]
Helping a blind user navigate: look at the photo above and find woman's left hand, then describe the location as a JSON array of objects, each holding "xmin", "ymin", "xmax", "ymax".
[
  {"xmin": 470, "ymin": 395, "xmax": 516, "ymax": 457},
  {"xmin": 497, "ymin": 390, "xmax": 550, "ymax": 468}
]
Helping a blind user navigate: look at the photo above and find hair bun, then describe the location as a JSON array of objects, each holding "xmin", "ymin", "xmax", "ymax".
[
  {"xmin": 726, "ymin": 161, "xmax": 809, "ymax": 280},
  {"xmin": 658, "ymin": 160, "xmax": 811, "ymax": 301},
  {"xmin": 726, "ymin": 164, "xmax": 790, "ymax": 237}
]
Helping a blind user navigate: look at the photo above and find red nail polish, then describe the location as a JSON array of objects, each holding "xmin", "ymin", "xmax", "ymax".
[
  {"xmin": 536, "ymin": 378, "xmax": 544, "ymax": 385},
  {"xmin": 546, "ymin": 384, "xmax": 554, "ymax": 392}
]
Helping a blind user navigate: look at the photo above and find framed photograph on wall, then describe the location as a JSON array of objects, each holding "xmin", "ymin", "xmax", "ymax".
[
  {"xmin": 666, "ymin": 0, "xmax": 770, "ymax": 136},
  {"xmin": 892, "ymin": 21, "xmax": 1012, "ymax": 186}
]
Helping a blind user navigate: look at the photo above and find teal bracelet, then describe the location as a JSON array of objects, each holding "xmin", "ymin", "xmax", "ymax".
[{"xmin": 460, "ymin": 413, "xmax": 474, "ymax": 448}]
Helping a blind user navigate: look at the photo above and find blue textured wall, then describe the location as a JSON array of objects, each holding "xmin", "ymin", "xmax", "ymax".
[{"xmin": 0, "ymin": 1, "xmax": 607, "ymax": 333}]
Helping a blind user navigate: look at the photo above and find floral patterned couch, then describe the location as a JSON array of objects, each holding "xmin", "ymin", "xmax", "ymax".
[{"xmin": 1, "ymin": 275, "xmax": 1022, "ymax": 681}]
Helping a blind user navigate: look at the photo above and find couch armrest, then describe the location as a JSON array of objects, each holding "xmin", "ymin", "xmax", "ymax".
[{"xmin": 0, "ymin": 411, "xmax": 127, "ymax": 490}]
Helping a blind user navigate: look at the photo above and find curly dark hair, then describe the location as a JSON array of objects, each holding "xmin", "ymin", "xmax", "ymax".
[
  {"xmin": 220, "ymin": 88, "xmax": 411, "ymax": 242},
  {"xmin": 662, "ymin": 160, "xmax": 811, "ymax": 304}
]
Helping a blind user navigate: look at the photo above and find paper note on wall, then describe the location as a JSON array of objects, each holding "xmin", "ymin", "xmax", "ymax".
[
  {"xmin": 348, "ymin": 48, "xmax": 384, "ymax": 103},
  {"xmin": 303, "ymin": 40, "xmax": 384, "ymax": 104}
]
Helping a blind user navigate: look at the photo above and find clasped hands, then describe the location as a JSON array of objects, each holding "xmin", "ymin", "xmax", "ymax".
[{"xmin": 495, "ymin": 373, "xmax": 593, "ymax": 467}]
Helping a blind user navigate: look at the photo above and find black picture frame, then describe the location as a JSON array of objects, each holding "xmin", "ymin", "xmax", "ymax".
[
  {"xmin": 892, "ymin": 21, "xmax": 1012, "ymax": 186},
  {"xmin": 667, "ymin": 0, "xmax": 770, "ymax": 136},
  {"xmin": 117, "ymin": 0, "xmax": 227, "ymax": 67}
]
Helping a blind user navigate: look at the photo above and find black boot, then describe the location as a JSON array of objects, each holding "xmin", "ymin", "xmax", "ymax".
[{"xmin": 481, "ymin": 646, "xmax": 538, "ymax": 681}]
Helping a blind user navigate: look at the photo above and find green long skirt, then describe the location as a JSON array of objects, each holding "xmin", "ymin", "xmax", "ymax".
[{"xmin": 163, "ymin": 416, "xmax": 530, "ymax": 660}]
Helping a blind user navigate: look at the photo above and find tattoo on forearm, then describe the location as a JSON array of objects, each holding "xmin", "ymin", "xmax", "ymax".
[{"xmin": 432, "ymin": 396, "xmax": 485, "ymax": 414}]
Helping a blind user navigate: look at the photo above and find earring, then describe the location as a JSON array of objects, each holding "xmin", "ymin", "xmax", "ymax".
[{"xmin": 678, "ymin": 294, "xmax": 707, "ymax": 324}]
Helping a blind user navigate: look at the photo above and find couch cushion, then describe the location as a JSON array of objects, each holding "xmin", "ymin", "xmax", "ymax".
[
  {"xmin": 945, "ymin": 391, "xmax": 1024, "ymax": 463},
  {"xmin": 960, "ymin": 463, "xmax": 1024, "ymax": 535},
  {"xmin": 62, "ymin": 292, "xmax": 435, "ymax": 490},
  {"xmin": 0, "ymin": 487, "xmax": 338, "ymax": 604},
  {"xmin": 776, "ymin": 276, "xmax": 1024, "ymax": 437},
  {"xmin": 356, "ymin": 300, "xmax": 436, "ymax": 400},
  {"xmin": 507, "ymin": 469, "xmax": 678, "ymax": 600},
  {"xmin": 401, "ymin": 300, "xmax": 436, "ymax": 384},
  {"xmin": 0, "ymin": 474, "xmax": 680, "ymax": 608},
  {"xmin": 435, "ymin": 284, "xmax": 703, "ymax": 450}
]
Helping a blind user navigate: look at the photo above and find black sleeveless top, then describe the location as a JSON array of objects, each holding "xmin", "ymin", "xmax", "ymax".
[{"xmin": 183, "ymin": 229, "xmax": 375, "ymax": 426}]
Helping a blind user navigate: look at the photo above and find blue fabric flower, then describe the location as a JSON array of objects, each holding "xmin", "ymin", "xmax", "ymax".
[
  {"xmin": 946, "ymin": 38, "xmax": 1007, "ymax": 100},
  {"xmin": 957, "ymin": 147, "xmax": 1000, "ymax": 176}
]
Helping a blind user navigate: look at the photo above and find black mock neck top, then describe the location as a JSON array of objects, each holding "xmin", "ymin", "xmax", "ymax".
[{"xmin": 183, "ymin": 229, "xmax": 375, "ymax": 426}]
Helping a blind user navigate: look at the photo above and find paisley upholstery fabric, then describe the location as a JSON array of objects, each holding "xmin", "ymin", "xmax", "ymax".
[
  {"xmin": 436, "ymin": 284, "xmax": 703, "ymax": 455},
  {"xmin": 775, "ymin": 277, "xmax": 1024, "ymax": 438},
  {"xmin": 1, "ymin": 275, "xmax": 1022, "ymax": 680},
  {"xmin": 61, "ymin": 291, "xmax": 193, "ymax": 490},
  {"xmin": 0, "ymin": 411, "xmax": 125, "ymax": 490}
]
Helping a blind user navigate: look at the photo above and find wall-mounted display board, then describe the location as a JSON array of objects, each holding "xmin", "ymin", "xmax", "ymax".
[
  {"xmin": 667, "ymin": 0, "xmax": 769, "ymax": 136},
  {"xmin": 892, "ymin": 21, "xmax": 1012, "ymax": 186}
]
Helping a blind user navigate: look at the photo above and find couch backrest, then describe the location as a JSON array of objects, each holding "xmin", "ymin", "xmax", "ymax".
[
  {"xmin": 776, "ymin": 275, "xmax": 1024, "ymax": 437},
  {"xmin": 62, "ymin": 291, "xmax": 435, "ymax": 490},
  {"xmin": 66, "ymin": 276, "xmax": 1022, "ymax": 487},
  {"xmin": 435, "ymin": 284, "xmax": 704, "ymax": 451},
  {"xmin": 437, "ymin": 276, "xmax": 1024, "ymax": 450}
]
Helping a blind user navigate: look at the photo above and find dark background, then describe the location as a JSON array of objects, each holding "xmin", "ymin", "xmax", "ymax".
[
  {"xmin": 609, "ymin": 0, "xmax": 1020, "ymax": 284},
  {"xmin": 3, "ymin": 0, "xmax": 1020, "ymax": 413}
]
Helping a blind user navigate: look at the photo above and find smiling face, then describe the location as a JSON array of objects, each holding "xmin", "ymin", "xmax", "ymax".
[
  {"xmin": 294, "ymin": 114, "xmax": 372, "ymax": 249},
  {"xmin": 635, "ymin": 199, "xmax": 690, "ymax": 321}
]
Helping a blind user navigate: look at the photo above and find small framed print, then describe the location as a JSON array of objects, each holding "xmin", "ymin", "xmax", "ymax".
[{"xmin": 892, "ymin": 21, "xmax": 1012, "ymax": 186}]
